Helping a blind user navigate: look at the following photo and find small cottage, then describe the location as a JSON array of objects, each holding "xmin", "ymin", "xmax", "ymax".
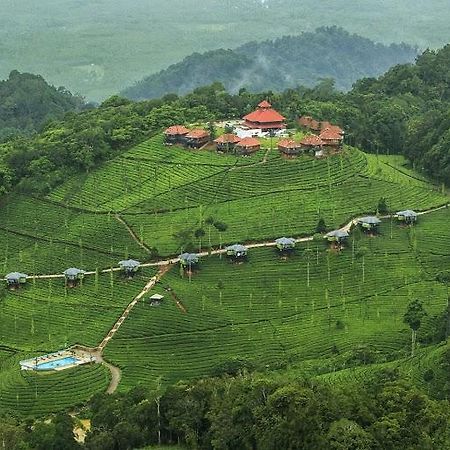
[
  {"xmin": 5, "ymin": 272, "xmax": 28, "ymax": 288},
  {"xmin": 300, "ymin": 135, "xmax": 323, "ymax": 155},
  {"xmin": 235, "ymin": 137, "xmax": 261, "ymax": 155},
  {"xmin": 278, "ymin": 139, "xmax": 301, "ymax": 157},
  {"xmin": 184, "ymin": 129, "xmax": 210, "ymax": 149},
  {"xmin": 226, "ymin": 244, "xmax": 248, "ymax": 259},
  {"xmin": 164, "ymin": 125, "xmax": 190, "ymax": 145},
  {"xmin": 319, "ymin": 127, "xmax": 344, "ymax": 149},
  {"xmin": 119, "ymin": 259, "xmax": 141, "ymax": 277},
  {"xmin": 298, "ymin": 116, "xmax": 313, "ymax": 129},
  {"xmin": 324, "ymin": 230, "xmax": 349, "ymax": 244},
  {"xmin": 179, "ymin": 253, "xmax": 199, "ymax": 268},
  {"xmin": 63, "ymin": 268, "xmax": 85, "ymax": 286},
  {"xmin": 214, "ymin": 134, "xmax": 241, "ymax": 152},
  {"xmin": 275, "ymin": 237, "xmax": 296, "ymax": 252},
  {"xmin": 358, "ymin": 216, "xmax": 381, "ymax": 231},
  {"xmin": 395, "ymin": 210, "xmax": 418, "ymax": 224}
]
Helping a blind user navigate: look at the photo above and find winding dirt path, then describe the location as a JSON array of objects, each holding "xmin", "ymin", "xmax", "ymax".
[{"xmin": 115, "ymin": 214, "xmax": 153, "ymax": 254}]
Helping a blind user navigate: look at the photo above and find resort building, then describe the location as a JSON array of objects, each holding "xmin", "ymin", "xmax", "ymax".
[
  {"xmin": 235, "ymin": 137, "xmax": 261, "ymax": 155},
  {"xmin": 243, "ymin": 100, "xmax": 286, "ymax": 131},
  {"xmin": 214, "ymin": 134, "xmax": 241, "ymax": 152},
  {"xmin": 298, "ymin": 116, "xmax": 314, "ymax": 129},
  {"xmin": 63, "ymin": 268, "xmax": 85, "ymax": 286},
  {"xmin": 5, "ymin": 272, "xmax": 28, "ymax": 288},
  {"xmin": 179, "ymin": 253, "xmax": 199, "ymax": 268},
  {"xmin": 358, "ymin": 216, "xmax": 381, "ymax": 232},
  {"xmin": 226, "ymin": 244, "xmax": 248, "ymax": 259},
  {"xmin": 300, "ymin": 135, "xmax": 323, "ymax": 155},
  {"xmin": 395, "ymin": 210, "xmax": 418, "ymax": 224},
  {"xmin": 164, "ymin": 125, "xmax": 190, "ymax": 144},
  {"xmin": 185, "ymin": 129, "xmax": 210, "ymax": 149},
  {"xmin": 324, "ymin": 230, "xmax": 349, "ymax": 248},
  {"xmin": 275, "ymin": 237, "xmax": 296, "ymax": 252},
  {"xmin": 119, "ymin": 259, "xmax": 141, "ymax": 277},
  {"xmin": 278, "ymin": 139, "xmax": 301, "ymax": 157},
  {"xmin": 319, "ymin": 127, "xmax": 344, "ymax": 149}
]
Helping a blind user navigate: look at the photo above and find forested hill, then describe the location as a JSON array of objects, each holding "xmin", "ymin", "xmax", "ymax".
[
  {"xmin": 0, "ymin": 71, "xmax": 84, "ymax": 141},
  {"xmin": 123, "ymin": 27, "xmax": 417, "ymax": 100}
]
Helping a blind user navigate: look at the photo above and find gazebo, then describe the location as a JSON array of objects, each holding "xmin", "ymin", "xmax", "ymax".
[
  {"xmin": 358, "ymin": 216, "xmax": 381, "ymax": 231},
  {"xmin": 243, "ymin": 100, "xmax": 286, "ymax": 131},
  {"xmin": 184, "ymin": 129, "xmax": 210, "ymax": 149},
  {"xmin": 275, "ymin": 237, "xmax": 296, "ymax": 252},
  {"xmin": 63, "ymin": 268, "xmax": 85, "ymax": 286},
  {"xmin": 324, "ymin": 230, "xmax": 349, "ymax": 246},
  {"xmin": 278, "ymin": 139, "xmax": 301, "ymax": 157},
  {"xmin": 214, "ymin": 134, "xmax": 241, "ymax": 152},
  {"xmin": 164, "ymin": 125, "xmax": 190, "ymax": 145},
  {"xmin": 149, "ymin": 293, "xmax": 164, "ymax": 306},
  {"xmin": 179, "ymin": 253, "xmax": 199, "ymax": 269},
  {"xmin": 119, "ymin": 259, "xmax": 141, "ymax": 277},
  {"xmin": 395, "ymin": 210, "xmax": 418, "ymax": 224},
  {"xmin": 226, "ymin": 244, "xmax": 248, "ymax": 259},
  {"xmin": 5, "ymin": 272, "xmax": 28, "ymax": 288},
  {"xmin": 235, "ymin": 137, "xmax": 261, "ymax": 155}
]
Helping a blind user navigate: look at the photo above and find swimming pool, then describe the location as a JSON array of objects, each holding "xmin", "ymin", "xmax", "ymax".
[{"xmin": 35, "ymin": 356, "xmax": 80, "ymax": 371}]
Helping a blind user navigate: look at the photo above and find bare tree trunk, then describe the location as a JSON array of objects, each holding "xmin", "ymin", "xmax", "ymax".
[{"xmin": 411, "ymin": 329, "xmax": 416, "ymax": 357}]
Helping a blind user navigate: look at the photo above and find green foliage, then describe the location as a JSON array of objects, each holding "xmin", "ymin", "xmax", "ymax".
[
  {"xmin": 404, "ymin": 299, "xmax": 427, "ymax": 332},
  {"xmin": 0, "ymin": 71, "xmax": 84, "ymax": 140},
  {"xmin": 316, "ymin": 217, "xmax": 327, "ymax": 233}
]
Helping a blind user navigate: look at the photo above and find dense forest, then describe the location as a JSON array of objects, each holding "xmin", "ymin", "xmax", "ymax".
[
  {"xmin": 0, "ymin": 44, "xmax": 449, "ymax": 197},
  {"xmin": 2, "ymin": 350, "xmax": 450, "ymax": 449},
  {"xmin": 0, "ymin": 71, "xmax": 85, "ymax": 142},
  {"xmin": 123, "ymin": 27, "xmax": 417, "ymax": 100}
]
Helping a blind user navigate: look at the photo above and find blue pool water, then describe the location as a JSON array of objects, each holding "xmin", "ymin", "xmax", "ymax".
[{"xmin": 35, "ymin": 356, "xmax": 80, "ymax": 371}]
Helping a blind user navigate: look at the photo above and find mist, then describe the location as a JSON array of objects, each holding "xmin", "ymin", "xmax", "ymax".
[{"xmin": 1, "ymin": 0, "xmax": 449, "ymax": 101}]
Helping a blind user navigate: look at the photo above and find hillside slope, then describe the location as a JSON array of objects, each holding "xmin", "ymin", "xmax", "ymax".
[
  {"xmin": 123, "ymin": 28, "xmax": 417, "ymax": 100},
  {"xmin": 0, "ymin": 71, "xmax": 84, "ymax": 141}
]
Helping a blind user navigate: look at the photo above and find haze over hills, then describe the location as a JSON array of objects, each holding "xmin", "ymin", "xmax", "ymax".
[
  {"xmin": 1, "ymin": 0, "xmax": 450, "ymax": 100},
  {"xmin": 122, "ymin": 27, "xmax": 417, "ymax": 100}
]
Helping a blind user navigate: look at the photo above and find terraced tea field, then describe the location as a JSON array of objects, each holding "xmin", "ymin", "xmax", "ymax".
[
  {"xmin": 104, "ymin": 215, "xmax": 449, "ymax": 389},
  {"xmin": 0, "ymin": 134, "xmax": 448, "ymax": 417}
]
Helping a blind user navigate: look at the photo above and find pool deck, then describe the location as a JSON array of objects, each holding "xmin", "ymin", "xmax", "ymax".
[{"xmin": 19, "ymin": 348, "xmax": 99, "ymax": 371}]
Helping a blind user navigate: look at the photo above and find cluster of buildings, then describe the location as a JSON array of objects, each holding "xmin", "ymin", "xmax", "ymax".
[{"xmin": 164, "ymin": 100, "xmax": 345, "ymax": 158}]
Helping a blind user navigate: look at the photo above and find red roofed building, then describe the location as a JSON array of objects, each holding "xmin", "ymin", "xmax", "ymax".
[
  {"xmin": 298, "ymin": 116, "xmax": 313, "ymax": 129},
  {"xmin": 243, "ymin": 100, "xmax": 286, "ymax": 131},
  {"xmin": 185, "ymin": 129, "xmax": 210, "ymax": 149},
  {"xmin": 319, "ymin": 128, "xmax": 344, "ymax": 148},
  {"xmin": 236, "ymin": 137, "xmax": 261, "ymax": 155},
  {"xmin": 309, "ymin": 119, "xmax": 321, "ymax": 134},
  {"xmin": 300, "ymin": 135, "xmax": 323, "ymax": 151},
  {"xmin": 164, "ymin": 125, "xmax": 190, "ymax": 144},
  {"xmin": 214, "ymin": 134, "xmax": 241, "ymax": 152},
  {"xmin": 278, "ymin": 138, "xmax": 301, "ymax": 156}
]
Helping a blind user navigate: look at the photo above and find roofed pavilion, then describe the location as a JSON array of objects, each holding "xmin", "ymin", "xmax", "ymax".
[{"xmin": 243, "ymin": 100, "xmax": 286, "ymax": 131}]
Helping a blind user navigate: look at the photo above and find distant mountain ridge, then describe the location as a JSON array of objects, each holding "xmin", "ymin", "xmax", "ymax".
[{"xmin": 123, "ymin": 27, "xmax": 417, "ymax": 100}]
